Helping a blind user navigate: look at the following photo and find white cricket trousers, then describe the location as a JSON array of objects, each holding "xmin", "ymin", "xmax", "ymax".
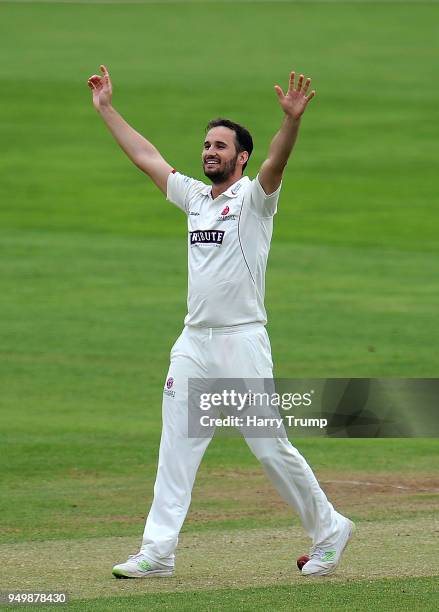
[{"xmin": 141, "ymin": 323, "xmax": 341, "ymax": 567}]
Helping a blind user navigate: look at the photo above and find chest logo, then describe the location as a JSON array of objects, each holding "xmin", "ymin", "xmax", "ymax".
[
  {"xmin": 217, "ymin": 205, "xmax": 238, "ymax": 222},
  {"xmin": 190, "ymin": 230, "xmax": 225, "ymax": 245}
]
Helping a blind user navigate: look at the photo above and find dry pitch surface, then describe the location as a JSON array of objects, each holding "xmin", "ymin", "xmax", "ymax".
[
  {"xmin": 1, "ymin": 470, "xmax": 438, "ymax": 602},
  {"xmin": 2, "ymin": 518, "xmax": 437, "ymax": 599}
]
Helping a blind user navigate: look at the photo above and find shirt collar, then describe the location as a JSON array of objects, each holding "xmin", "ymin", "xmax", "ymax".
[{"xmin": 201, "ymin": 176, "xmax": 250, "ymax": 199}]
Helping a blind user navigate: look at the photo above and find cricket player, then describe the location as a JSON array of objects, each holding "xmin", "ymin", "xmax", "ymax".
[{"xmin": 87, "ymin": 65, "xmax": 354, "ymax": 579}]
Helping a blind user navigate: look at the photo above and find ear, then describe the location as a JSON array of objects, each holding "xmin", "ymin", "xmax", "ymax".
[{"xmin": 239, "ymin": 151, "xmax": 249, "ymax": 166}]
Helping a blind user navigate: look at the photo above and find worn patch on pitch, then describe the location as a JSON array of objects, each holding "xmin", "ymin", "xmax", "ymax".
[
  {"xmin": 0, "ymin": 517, "xmax": 437, "ymax": 601},
  {"xmin": 187, "ymin": 469, "xmax": 439, "ymax": 525}
]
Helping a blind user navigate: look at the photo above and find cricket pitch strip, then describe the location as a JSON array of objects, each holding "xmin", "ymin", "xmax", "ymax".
[{"xmin": 1, "ymin": 516, "xmax": 437, "ymax": 601}]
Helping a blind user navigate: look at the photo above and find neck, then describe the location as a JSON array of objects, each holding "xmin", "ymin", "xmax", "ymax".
[{"xmin": 210, "ymin": 172, "xmax": 243, "ymax": 199}]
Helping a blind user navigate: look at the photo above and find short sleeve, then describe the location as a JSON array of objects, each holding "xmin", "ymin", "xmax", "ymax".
[
  {"xmin": 247, "ymin": 174, "xmax": 282, "ymax": 217},
  {"xmin": 166, "ymin": 171, "xmax": 198, "ymax": 214}
]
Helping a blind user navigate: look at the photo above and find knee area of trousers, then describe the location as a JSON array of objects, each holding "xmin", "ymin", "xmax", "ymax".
[
  {"xmin": 252, "ymin": 439, "xmax": 303, "ymax": 465},
  {"xmin": 252, "ymin": 448, "xmax": 281, "ymax": 467}
]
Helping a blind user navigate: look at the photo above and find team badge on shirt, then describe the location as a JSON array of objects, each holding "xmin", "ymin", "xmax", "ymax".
[
  {"xmin": 164, "ymin": 377, "xmax": 176, "ymax": 398},
  {"xmin": 217, "ymin": 205, "xmax": 237, "ymax": 222}
]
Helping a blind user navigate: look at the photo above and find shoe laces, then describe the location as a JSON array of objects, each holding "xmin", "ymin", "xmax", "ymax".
[{"xmin": 127, "ymin": 553, "xmax": 145, "ymax": 561}]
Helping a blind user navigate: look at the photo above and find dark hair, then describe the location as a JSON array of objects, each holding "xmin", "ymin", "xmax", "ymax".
[{"xmin": 206, "ymin": 118, "xmax": 253, "ymax": 172}]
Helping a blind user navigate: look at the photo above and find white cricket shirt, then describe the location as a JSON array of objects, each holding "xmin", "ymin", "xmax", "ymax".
[{"xmin": 167, "ymin": 171, "xmax": 282, "ymax": 328}]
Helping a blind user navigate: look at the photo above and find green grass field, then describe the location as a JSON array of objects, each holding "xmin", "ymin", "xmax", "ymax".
[{"xmin": 1, "ymin": 1, "xmax": 438, "ymax": 610}]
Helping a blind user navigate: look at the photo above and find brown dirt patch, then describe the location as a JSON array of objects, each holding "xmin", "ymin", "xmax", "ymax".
[{"xmin": 187, "ymin": 469, "xmax": 439, "ymax": 524}]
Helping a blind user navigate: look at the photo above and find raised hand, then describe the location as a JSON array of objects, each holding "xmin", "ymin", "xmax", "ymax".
[
  {"xmin": 87, "ymin": 65, "xmax": 113, "ymax": 111},
  {"xmin": 274, "ymin": 71, "xmax": 315, "ymax": 120}
]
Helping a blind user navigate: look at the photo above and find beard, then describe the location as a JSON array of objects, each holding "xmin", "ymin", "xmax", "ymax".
[{"xmin": 203, "ymin": 153, "xmax": 238, "ymax": 184}]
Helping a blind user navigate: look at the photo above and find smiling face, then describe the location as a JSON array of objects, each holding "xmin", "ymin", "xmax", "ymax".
[{"xmin": 202, "ymin": 126, "xmax": 248, "ymax": 184}]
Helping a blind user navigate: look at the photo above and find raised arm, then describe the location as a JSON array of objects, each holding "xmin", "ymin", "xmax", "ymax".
[
  {"xmin": 258, "ymin": 71, "xmax": 315, "ymax": 195},
  {"xmin": 87, "ymin": 65, "xmax": 172, "ymax": 195}
]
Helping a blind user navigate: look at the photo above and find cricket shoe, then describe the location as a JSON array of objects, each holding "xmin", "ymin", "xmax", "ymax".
[
  {"xmin": 112, "ymin": 553, "xmax": 174, "ymax": 579},
  {"xmin": 301, "ymin": 516, "xmax": 355, "ymax": 577}
]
